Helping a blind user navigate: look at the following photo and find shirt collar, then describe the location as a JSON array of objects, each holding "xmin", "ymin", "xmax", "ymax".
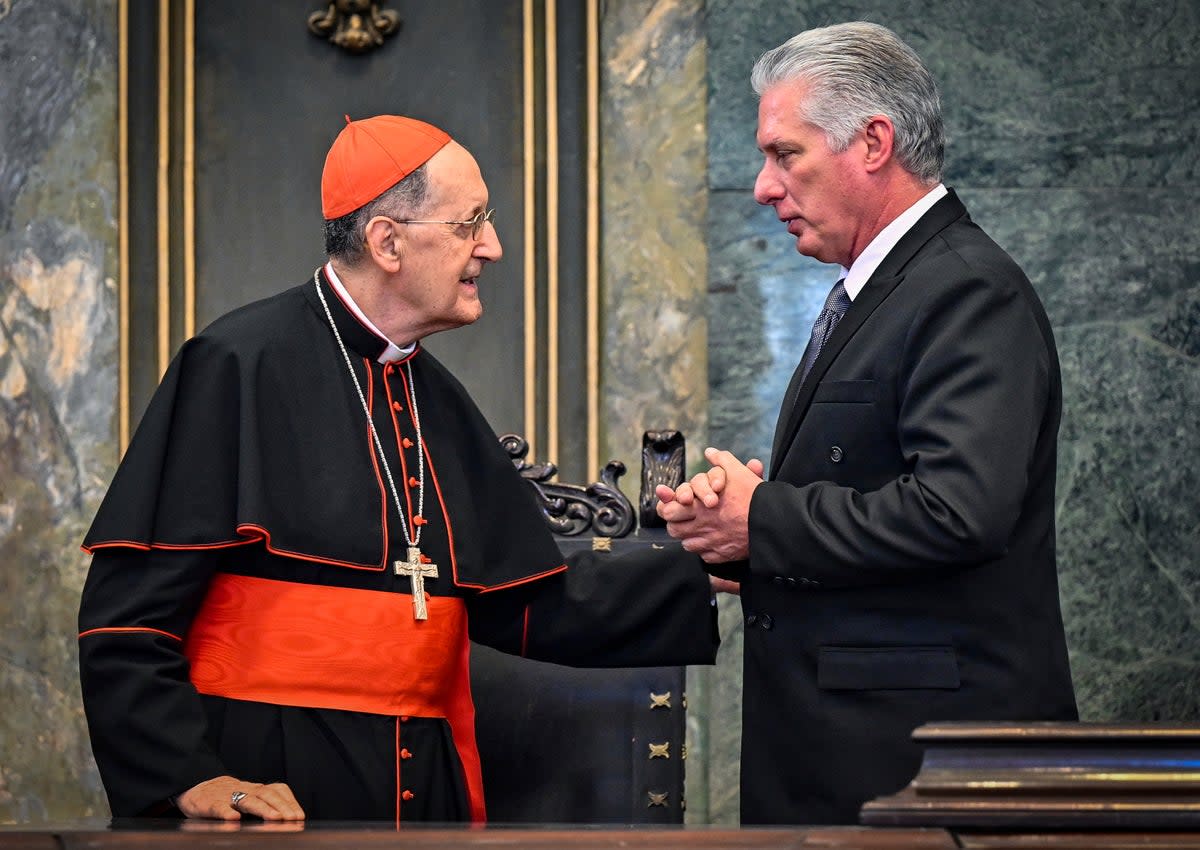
[
  {"xmin": 840, "ymin": 183, "xmax": 948, "ymax": 301},
  {"xmin": 323, "ymin": 261, "xmax": 416, "ymax": 363}
]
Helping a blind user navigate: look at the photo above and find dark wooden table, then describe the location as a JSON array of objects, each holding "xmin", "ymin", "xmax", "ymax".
[
  {"xmin": 0, "ymin": 821, "xmax": 957, "ymax": 850},
  {"xmin": 7, "ymin": 820, "xmax": 1200, "ymax": 849}
]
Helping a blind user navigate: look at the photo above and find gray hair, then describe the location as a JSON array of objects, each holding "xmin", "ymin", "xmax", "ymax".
[
  {"xmin": 323, "ymin": 164, "xmax": 431, "ymax": 263},
  {"xmin": 751, "ymin": 21, "xmax": 944, "ymax": 184}
]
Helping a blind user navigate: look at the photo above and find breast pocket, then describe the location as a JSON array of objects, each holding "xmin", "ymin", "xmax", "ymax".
[
  {"xmin": 800, "ymin": 380, "xmax": 894, "ymax": 484},
  {"xmin": 817, "ymin": 645, "xmax": 960, "ymax": 691},
  {"xmin": 811, "ymin": 379, "xmax": 876, "ymax": 404}
]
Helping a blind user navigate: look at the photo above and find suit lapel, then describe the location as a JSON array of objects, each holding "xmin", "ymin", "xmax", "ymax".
[{"xmin": 767, "ymin": 190, "xmax": 971, "ymax": 479}]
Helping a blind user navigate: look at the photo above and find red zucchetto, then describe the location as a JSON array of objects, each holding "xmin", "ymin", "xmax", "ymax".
[{"xmin": 321, "ymin": 114, "xmax": 451, "ymax": 220}]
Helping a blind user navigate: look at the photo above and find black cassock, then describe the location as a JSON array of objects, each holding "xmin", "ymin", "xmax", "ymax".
[{"xmin": 79, "ymin": 270, "xmax": 718, "ymax": 823}]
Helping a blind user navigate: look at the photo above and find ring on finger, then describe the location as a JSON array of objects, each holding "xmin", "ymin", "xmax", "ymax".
[{"xmin": 231, "ymin": 790, "xmax": 248, "ymax": 810}]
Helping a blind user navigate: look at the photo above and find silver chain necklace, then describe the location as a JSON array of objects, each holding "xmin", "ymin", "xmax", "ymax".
[{"xmin": 313, "ymin": 269, "xmax": 440, "ymax": 620}]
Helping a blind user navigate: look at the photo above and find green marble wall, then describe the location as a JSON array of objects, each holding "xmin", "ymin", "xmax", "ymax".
[
  {"xmin": 0, "ymin": 0, "xmax": 117, "ymax": 822},
  {"xmin": 704, "ymin": 0, "xmax": 1200, "ymax": 824}
]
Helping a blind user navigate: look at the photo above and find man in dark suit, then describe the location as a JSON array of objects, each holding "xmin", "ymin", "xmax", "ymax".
[{"xmin": 657, "ymin": 21, "xmax": 1077, "ymax": 826}]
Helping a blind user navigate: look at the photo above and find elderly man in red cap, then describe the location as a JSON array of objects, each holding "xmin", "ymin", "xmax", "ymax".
[{"xmin": 77, "ymin": 116, "xmax": 719, "ymax": 824}]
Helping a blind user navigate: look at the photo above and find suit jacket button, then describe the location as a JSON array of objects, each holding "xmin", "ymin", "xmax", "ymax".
[
  {"xmin": 746, "ymin": 614, "xmax": 759, "ymax": 627},
  {"xmin": 772, "ymin": 576, "xmax": 786, "ymax": 585},
  {"xmin": 759, "ymin": 614, "xmax": 774, "ymax": 630},
  {"xmin": 829, "ymin": 445, "xmax": 844, "ymax": 463},
  {"xmin": 786, "ymin": 577, "xmax": 797, "ymax": 587}
]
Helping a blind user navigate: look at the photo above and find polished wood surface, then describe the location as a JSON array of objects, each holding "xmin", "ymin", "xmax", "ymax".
[
  {"xmin": 863, "ymin": 722, "xmax": 1200, "ymax": 830},
  {"xmin": 0, "ymin": 823, "xmax": 956, "ymax": 850},
  {"xmin": 957, "ymin": 834, "xmax": 1200, "ymax": 849},
  {"xmin": 5, "ymin": 822, "xmax": 1200, "ymax": 849}
]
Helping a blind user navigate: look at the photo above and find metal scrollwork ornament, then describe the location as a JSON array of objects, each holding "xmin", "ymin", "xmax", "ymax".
[
  {"xmin": 308, "ymin": 0, "xmax": 401, "ymax": 54},
  {"xmin": 500, "ymin": 434, "xmax": 636, "ymax": 539}
]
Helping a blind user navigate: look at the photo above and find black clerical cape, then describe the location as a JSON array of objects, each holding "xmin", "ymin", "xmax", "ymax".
[{"xmin": 79, "ymin": 271, "xmax": 718, "ymax": 823}]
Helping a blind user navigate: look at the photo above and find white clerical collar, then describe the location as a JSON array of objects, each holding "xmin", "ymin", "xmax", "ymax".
[
  {"xmin": 323, "ymin": 261, "xmax": 416, "ymax": 363},
  {"xmin": 840, "ymin": 183, "xmax": 948, "ymax": 301}
]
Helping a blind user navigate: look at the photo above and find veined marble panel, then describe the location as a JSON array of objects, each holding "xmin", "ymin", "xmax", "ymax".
[
  {"xmin": 701, "ymin": 596, "xmax": 747, "ymax": 825},
  {"xmin": 961, "ymin": 188, "xmax": 1200, "ymax": 328},
  {"xmin": 707, "ymin": 0, "xmax": 1200, "ymax": 191},
  {"xmin": 962, "ymin": 187, "xmax": 1199, "ymax": 719},
  {"xmin": 0, "ymin": 0, "xmax": 118, "ymax": 822},
  {"xmin": 601, "ymin": 0, "xmax": 708, "ymax": 478},
  {"xmin": 1056, "ymin": 319, "xmax": 1200, "ymax": 719}
]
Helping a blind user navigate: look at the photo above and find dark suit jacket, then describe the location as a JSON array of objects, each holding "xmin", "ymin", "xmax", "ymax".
[{"xmin": 739, "ymin": 190, "xmax": 1077, "ymax": 825}]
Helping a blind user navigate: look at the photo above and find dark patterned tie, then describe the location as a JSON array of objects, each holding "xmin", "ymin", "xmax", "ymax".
[
  {"xmin": 769, "ymin": 279, "xmax": 853, "ymax": 470},
  {"xmin": 798, "ymin": 278, "xmax": 850, "ymax": 384}
]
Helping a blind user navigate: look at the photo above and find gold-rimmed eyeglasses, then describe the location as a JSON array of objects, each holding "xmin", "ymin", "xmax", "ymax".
[{"xmin": 388, "ymin": 208, "xmax": 495, "ymax": 240}]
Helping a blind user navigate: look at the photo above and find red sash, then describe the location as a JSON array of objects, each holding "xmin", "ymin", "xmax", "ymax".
[{"xmin": 183, "ymin": 573, "xmax": 485, "ymax": 822}]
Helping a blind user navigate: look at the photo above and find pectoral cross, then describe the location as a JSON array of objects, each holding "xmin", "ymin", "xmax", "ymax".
[{"xmin": 394, "ymin": 546, "xmax": 439, "ymax": 620}]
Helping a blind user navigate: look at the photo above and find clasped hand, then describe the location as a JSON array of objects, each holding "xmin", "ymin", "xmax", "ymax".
[{"xmin": 655, "ymin": 446, "xmax": 764, "ymax": 567}]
